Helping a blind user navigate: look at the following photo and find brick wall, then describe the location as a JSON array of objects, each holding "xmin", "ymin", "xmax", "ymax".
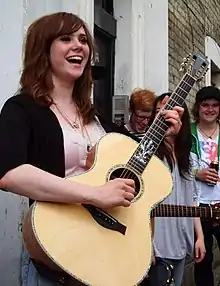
[
  {"xmin": 168, "ymin": 0, "xmax": 220, "ymax": 109},
  {"xmin": 168, "ymin": 1, "xmax": 220, "ymax": 285}
]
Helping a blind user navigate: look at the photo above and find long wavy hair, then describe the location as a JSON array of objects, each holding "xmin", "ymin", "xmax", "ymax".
[
  {"xmin": 19, "ymin": 12, "xmax": 95, "ymax": 124},
  {"xmin": 149, "ymin": 93, "xmax": 192, "ymax": 178}
]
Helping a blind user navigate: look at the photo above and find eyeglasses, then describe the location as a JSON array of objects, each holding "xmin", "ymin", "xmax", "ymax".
[{"xmin": 132, "ymin": 112, "xmax": 151, "ymax": 122}]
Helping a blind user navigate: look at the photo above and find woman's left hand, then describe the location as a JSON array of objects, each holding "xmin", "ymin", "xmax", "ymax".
[
  {"xmin": 161, "ymin": 96, "xmax": 184, "ymax": 137},
  {"xmin": 194, "ymin": 238, "xmax": 206, "ymax": 263}
]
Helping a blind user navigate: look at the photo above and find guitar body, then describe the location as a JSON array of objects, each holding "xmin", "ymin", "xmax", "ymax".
[{"xmin": 23, "ymin": 133, "xmax": 172, "ymax": 286}]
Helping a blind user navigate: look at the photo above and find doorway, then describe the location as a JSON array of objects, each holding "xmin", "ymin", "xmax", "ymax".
[{"xmin": 93, "ymin": 1, "xmax": 116, "ymax": 121}]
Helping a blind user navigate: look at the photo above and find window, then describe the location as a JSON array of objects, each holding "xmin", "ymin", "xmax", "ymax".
[{"xmin": 94, "ymin": 0, "xmax": 113, "ymax": 15}]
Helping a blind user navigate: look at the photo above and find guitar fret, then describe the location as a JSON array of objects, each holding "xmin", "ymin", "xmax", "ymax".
[
  {"xmin": 181, "ymin": 75, "xmax": 195, "ymax": 86},
  {"xmin": 126, "ymin": 160, "xmax": 145, "ymax": 174},
  {"xmin": 147, "ymin": 128, "xmax": 164, "ymax": 143},
  {"xmin": 147, "ymin": 131, "xmax": 162, "ymax": 144},
  {"xmin": 182, "ymin": 79, "xmax": 194, "ymax": 88},
  {"xmin": 151, "ymin": 205, "xmax": 214, "ymax": 218},
  {"xmin": 176, "ymin": 86, "xmax": 188, "ymax": 94},
  {"xmin": 151, "ymin": 118, "xmax": 168, "ymax": 132},
  {"xmin": 169, "ymin": 94, "xmax": 185, "ymax": 106}
]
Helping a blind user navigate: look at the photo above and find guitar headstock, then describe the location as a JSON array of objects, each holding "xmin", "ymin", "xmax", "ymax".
[
  {"xmin": 180, "ymin": 52, "xmax": 209, "ymax": 81},
  {"xmin": 211, "ymin": 203, "xmax": 220, "ymax": 220}
]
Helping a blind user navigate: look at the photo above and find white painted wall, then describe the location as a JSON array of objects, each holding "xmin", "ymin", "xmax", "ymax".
[
  {"xmin": 143, "ymin": 0, "xmax": 169, "ymax": 94},
  {"xmin": 205, "ymin": 36, "xmax": 220, "ymax": 87},
  {"xmin": 0, "ymin": 1, "xmax": 27, "ymax": 285},
  {"xmin": 0, "ymin": 1, "xmax": 93, "ymax": 284},
  {"xmin": 113, "ymin": 0, "xmax": 168, "ymax": 121},
  {"xmin": 114, "ymin": 0, "xmax": 132, "ymax": 97}
]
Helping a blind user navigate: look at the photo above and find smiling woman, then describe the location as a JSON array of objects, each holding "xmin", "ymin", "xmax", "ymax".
[
  {"xmin": 20, "ymin": 12, "xmax": 95, "ymax": 124},
  {"xmin": 0, "ymin": 11, "xmax": 183, "ymax": 286},
  {"xmin": 0, "ymin": 12, "xmax": 137, "ymax": 286}
]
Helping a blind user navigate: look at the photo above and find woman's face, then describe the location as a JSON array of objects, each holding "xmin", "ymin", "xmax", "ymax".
[{"xmin": 50, "ymin": 27, "xmax": 90, "ymax": 83}]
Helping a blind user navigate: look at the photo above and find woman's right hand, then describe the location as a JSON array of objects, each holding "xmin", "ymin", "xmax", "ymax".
[
  {"xmin": 197, "ymin": 168, "xmax": 219, "ymax": 185},
  {"xmin": 91, "ymin": 178, "xmax": 135, "ymax": 209}
]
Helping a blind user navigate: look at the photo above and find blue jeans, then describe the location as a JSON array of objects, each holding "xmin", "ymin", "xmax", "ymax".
[
  {"xmin": 21, "ymin": 249, "xmax": 56, "ymax": 286},
  {"xmin": 164, "ymin": 258, "xmax": 185, "ymax": 286},
  {"xmin": 141, "ymin": 257, "xmax": 185, "ymax": 286}
]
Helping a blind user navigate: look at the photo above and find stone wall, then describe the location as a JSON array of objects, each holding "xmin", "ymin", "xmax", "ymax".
[{"xmin": 168, "ymin": 0, "xmax": 220, "ymax": 109}]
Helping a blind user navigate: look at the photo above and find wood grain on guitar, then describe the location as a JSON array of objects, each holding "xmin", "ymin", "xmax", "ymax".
[{"xmin": 22, "ymin": 52, "xmax": 209, "ymax": 286}]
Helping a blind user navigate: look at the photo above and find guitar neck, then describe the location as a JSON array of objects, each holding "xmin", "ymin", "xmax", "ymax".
[
  {"xmin": 151, "ymin": 204, "xmax": 212, "ymax": 218},
  {"xmin": 127, "ymin": 73, "xmax": 196, "ymax": 174}
]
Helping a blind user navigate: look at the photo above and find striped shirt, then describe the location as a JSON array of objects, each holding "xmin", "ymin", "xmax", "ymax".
[{"xmin": 124, "ymin": 124, "xmax": 145, "ymax": 141}]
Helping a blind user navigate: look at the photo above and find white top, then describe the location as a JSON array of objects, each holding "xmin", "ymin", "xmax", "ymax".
[
  {"xmin": 197, "ymin": 131, "xmax": 220, "ymax": 204},
  {"xmin": 61, "ymin": 118, "xmax": 106, "ymax": 177},
  {"xmin": 153, "ymin": 163, "xmax": 197, "ymax": 259}
]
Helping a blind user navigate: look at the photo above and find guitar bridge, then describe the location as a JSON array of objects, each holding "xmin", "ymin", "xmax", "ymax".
[{"xmin": 82, "ymin": 204, "xmax": 127, "ymax": 235}]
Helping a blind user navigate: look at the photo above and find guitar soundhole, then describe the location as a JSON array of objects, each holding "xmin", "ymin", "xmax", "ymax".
[{"xmin": 109, "ymin": 167, "xmax": 141, "ymax": 198}]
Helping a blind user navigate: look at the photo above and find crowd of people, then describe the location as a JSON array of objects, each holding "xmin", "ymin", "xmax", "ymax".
[{"xmin": 125, "ymin": 86, "xmax": 220, "ymax": 286}]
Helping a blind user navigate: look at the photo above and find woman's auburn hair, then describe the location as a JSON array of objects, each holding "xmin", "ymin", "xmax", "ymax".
[{"xmin": 19, "ymin": 12, "xmax": 95, "ymax": 124}]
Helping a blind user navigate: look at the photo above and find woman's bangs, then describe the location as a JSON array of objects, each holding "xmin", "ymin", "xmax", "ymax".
[{"xmin": 55, "ymin": 15, "xmax": 83, "ymax": 38}]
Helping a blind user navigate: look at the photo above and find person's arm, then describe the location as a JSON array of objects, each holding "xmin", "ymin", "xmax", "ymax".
[
  {"xmin": 0, "ymin": 164, "xmax": 134, "ymax": 208},
  {"xmin": 1, "ymin": 164, "xmax": 97, "ymax": 203},
  {"xmin": 0, "ymin": 99, "xmax": 135, "ymax": 208},
  {"xmin": 192, "ymin": 178, "xmax": 206, "ymax": 263},
  {"xmin": 194, "ymin": 203, "xmax": 206, "ymax": 263}
]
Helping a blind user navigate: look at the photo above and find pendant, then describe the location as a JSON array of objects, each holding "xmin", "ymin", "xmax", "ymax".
[
  {"xmin": 87, "ymin": 144, "xmax": 92, "ymax": 152},
  {"xmin": 72, "ymin": 122, "xmax": 79, "ymax": 129}
]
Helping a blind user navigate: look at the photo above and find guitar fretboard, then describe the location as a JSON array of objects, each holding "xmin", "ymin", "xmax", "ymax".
[
  {"xmin": 151, "ymin": 204, "xmax": 212, "ymax": 218},
  {"xmin": 127, "ymin": 73, "xmax": 196, "ymax": 174}
]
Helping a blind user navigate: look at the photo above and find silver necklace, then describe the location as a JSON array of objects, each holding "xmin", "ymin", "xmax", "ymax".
[
  {"xmin": 198, "ymin": 124, "xmax": 218, "ymax": 139},
  {"xmin": 55, "ymin": 104, "xmax": 92, "ymax": 152},
  {"xmin": 55, "ymin": 104, "xmax": 79, "ymax": 129}
]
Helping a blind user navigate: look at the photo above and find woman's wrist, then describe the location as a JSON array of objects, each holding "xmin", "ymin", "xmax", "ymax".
[{"xmin": 193, "ymin": 169, "xmax": 201, "ymax": 181}]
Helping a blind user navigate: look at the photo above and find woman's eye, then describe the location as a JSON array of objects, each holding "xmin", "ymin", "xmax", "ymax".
[
  {"xmin": 80, "ymin": 37, "xmax": 88, "ymax": 44},
  {"xmin": 60, "ymin": 36, "xmax": 71, "ymax": 42}
]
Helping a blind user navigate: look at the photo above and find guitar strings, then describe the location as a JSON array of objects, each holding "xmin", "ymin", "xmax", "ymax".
[
  {"xmin": 118, "ymin": 74, "xmax": 195, "ymax": 186},
  {"xmin": 120, "ymin": 73, "xmax": 195, "ymax": 181},
  {"xmin": 124, "ymin": 73, "xmax": 195, "ymax": 180}
]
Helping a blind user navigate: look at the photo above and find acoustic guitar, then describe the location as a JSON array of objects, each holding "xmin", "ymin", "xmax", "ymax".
[{"xmin": 22, "ymin": 53, "xmax": 209, "ymax": 286}]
